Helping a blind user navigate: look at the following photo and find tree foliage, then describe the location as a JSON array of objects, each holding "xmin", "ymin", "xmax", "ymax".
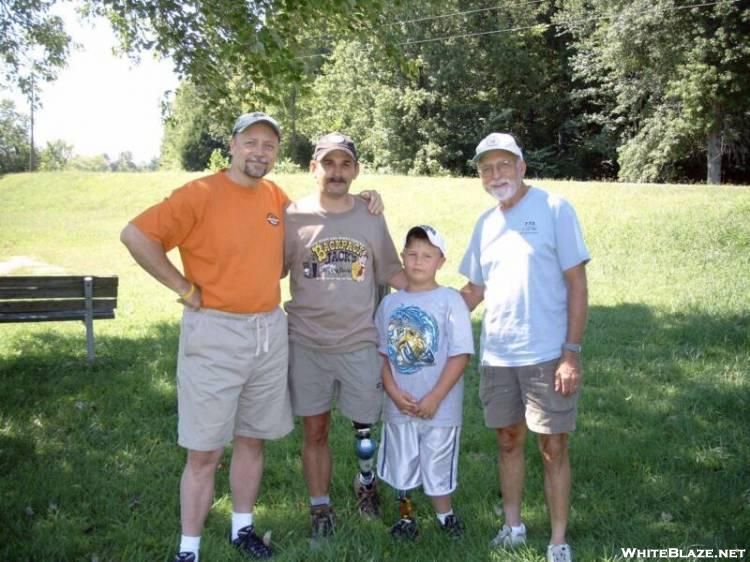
[
  {"xmin": 0, "ymin": 0, "xmax": 71, "ymax": 96},
  {"xmin": 39, "ymin": 138, "xmax": 73, "ymax": 170},
  {"xmin": 557, "ymin": 0, "xmax": 750, "ymax": 183},
  {"xmin": 0, "ymin": 99, "xmax": 33, "ymax": 174}
]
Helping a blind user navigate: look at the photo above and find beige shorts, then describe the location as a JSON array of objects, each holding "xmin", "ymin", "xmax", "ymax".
[
  {"xmin": 479, "ymin": 358, "xmax": 578, "ymax": 434},
  {"xmin": 288, "ymin": 342, "xmax": 383, "ymax": 424},
  {"xmin": 177, "ymin": 306, "xmax": 293, "ymax": 451}
]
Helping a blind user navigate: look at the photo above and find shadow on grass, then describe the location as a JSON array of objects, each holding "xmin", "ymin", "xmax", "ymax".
[{"xmin": 0, "ymin": 305, "xmax": 748, "ymax": 560}]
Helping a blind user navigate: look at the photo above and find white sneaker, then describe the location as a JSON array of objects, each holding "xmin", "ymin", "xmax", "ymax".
[
  {"xmin": 547, "ymin": 543, "xmax": 572, "ymax": 562},
  {"xmin": 490, "ymin": 523, "xmax": 527, "ymax": 548}
]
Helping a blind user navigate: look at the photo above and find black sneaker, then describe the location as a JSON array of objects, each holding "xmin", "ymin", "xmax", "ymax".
[
  {"xmin": 439, "ymin": 513, "xmax": 465, "ymax": 539},
  {"xmin": 173, "ymin": 553, "xmax": 196, "ymax": 562},
  {"xmin": 390, "ymin": 517, "xmax": 418, "ymax": 540},
  {"xmin": 310, "ymin": 504, "xmax": 336, "ymax": 545},
  {"xmin": 231, "ymin": 524, "xmax": 272, "ymax": 560}
]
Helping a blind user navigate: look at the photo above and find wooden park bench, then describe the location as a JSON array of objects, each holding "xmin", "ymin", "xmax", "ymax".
[{"xmin": 0, "ymin": 275, "xmax": 118, "ymax": 364}]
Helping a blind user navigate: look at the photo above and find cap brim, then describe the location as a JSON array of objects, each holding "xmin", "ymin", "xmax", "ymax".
[{"xmin": 315, "ymin": 147, "xmax": 357, "ymax": 161}]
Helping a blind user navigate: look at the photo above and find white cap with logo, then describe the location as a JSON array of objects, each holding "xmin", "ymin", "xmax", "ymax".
[
  {"xmin": 472, "ymin": 132, "xmax": 523, "ymax": 163},
  {"xmin": 404, "ymin": 224, "xmax": 448, "ymax": 257}
]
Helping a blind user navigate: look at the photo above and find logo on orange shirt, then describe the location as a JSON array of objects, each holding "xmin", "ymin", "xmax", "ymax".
[{"xmin": 266, "ymin": 213, "xmax": 280, "ymax": 226}]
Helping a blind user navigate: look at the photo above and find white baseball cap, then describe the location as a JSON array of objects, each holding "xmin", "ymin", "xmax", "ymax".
[
  {"xmin": 404, "ymin": 224, "xmax": 447, "ymax": 256},
  {"xmin": 472, "ymin": 132, "xmax": 523, "ymax": 163}
]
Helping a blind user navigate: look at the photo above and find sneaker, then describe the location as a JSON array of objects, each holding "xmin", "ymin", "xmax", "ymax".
[
  {"xmin": 309, "ymin": 504, "xmax": 336, "ymax": 544},
  {"xmin": 439, "ymin": 514, "xmax": 464, "ymax": 539},
  {"xmin": 547, "ymin": 543, "xmax": 572, "ymax": 562},
  {"xmin": 353, "ymin": 474, "xmax": 380, "ymax": 518},
  {"xmin": 231, "ymin": 524, "xmax": 272, "ymax": 560},
  {"xmin": 173, "ymin": 553, "xmax": 196, "ymax": 562},
  {"xmin": 490, "ymin": 523, "xmax": 527, "ymax": 548},
  {"xmin": 390, "ymin": 517, "xmax": 419, "ymax": 539}
]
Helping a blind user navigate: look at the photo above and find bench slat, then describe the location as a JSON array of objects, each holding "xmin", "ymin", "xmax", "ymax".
[
  {"xmin": 0, "ymin": 311, "xmax": 116, "ymax": 323},
  {"xmin": 0, "ymin": 276, "xmax": 118, "ymax": 299},
  {"xmin": 0, "ymin": 299, "xmax": 117, "ymax": 314}
]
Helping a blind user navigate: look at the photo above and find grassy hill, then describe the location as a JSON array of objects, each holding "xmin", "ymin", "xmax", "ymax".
[{"xmin": 1, "ymin": 171, "xmax": 748, "ymax": 561}]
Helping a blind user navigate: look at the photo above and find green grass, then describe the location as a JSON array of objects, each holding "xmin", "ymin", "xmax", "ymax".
[{"xmin": 1, "ymin": 171, "xmax": 749, "ymax": 561}]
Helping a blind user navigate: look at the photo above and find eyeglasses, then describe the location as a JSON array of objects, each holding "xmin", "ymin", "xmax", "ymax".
[{"xmin": 478, "ymin": 159, "xmax": 516, "ymax": 178}]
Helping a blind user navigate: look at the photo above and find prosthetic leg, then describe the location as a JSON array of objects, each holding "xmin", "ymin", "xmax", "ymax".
[
  {"xmin": 391, "ymin": 490, "xmax": 418, "ymax": 539},
  {"xmin": 353, "ymin": 422, "xmax": 380, "ymax": 517}
]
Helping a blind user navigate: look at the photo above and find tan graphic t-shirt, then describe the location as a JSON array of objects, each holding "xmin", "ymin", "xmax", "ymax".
[{"xmin": 284, "ymin": 195, "xmax": 402, "ymax": 352}]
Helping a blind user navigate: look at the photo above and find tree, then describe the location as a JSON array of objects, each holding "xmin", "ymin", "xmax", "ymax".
[
  {"xmin": 110, "ymin": 151, "xmax": 137, "ymax": 171},
  {"xmin": 557, "ymin": 0, "xmax": 750, "ymax": 183},
  {"xmin": 0, "ymin": 0, "xmax": 71, "ymax": 94},
  {"xmin": 0, "ymin": 99, "xmax": 33, "ymax": 174},
  {"xmin": 39, "ymin": 139, "xmax": 73, "ymax": 170},
  {"xmin": 160, "ymin": 81, "xmax": 226, "ymax": 170},
  {"xmin": 86, "ymin": 0, "xmax": 397, "ymax": 115}
]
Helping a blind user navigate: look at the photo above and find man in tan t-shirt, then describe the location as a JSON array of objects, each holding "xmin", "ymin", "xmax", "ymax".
[{"xmin": 284, "ymin": 133, "xmax": 407, "ymax": 543}]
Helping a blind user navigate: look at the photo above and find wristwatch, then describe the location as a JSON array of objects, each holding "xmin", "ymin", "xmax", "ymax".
[{"xmin": 562, "ymin": 342, "xmax": 582, "ymax": 353}]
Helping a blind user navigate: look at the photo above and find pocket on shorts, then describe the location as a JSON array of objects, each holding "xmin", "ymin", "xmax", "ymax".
[{"xmin": 181, "ymin": 312, "xmax": 206, "ymax": 357}]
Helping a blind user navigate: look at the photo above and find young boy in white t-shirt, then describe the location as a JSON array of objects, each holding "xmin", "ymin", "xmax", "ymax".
[{"xmin": 374, "ymin": 225, "xmax": 474, "ymax": 539}]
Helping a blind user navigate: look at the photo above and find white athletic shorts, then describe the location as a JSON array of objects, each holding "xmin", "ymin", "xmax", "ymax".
[{"xmin": 377, "ymin": 420, "xmax": 461, "ymax": 497}]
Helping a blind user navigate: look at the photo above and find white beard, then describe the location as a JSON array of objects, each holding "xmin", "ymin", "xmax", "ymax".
[{"xmin": 488, "ymin": 181, "xmax": 519, "ymax": 203}]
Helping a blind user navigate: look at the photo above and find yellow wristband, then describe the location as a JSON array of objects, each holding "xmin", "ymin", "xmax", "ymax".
[{"xmin": 180, "ymin": 284, "xmax": 196, "ymax": 300}]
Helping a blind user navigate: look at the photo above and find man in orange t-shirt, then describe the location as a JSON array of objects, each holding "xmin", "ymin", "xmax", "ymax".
[{"xmin": 122, "ymin": 113, "xmax": 291, "ymax": 562}]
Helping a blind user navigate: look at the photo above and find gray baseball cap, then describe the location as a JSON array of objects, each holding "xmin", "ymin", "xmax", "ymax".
[
  {"xmin": 232, "ymin": 112, "xmax": 281, "ymax": 139},
  {"xmin": 472, "ymin": 132, "xmax": 523, "ymax": 163}
]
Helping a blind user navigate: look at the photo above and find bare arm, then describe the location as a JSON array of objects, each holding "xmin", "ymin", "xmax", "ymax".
[
  {"xmin": 387, "ymin": 269, "xmax": 408, "ymax": 291},
  {"xmin": 460, "ymin": 281, "xmax": 485, "ymax": 311},
  {"xmin": 416, "ymin": 353, "xmax": 471, "ymax": 419},
  {"xmin": 555, "ymin": 262, "xmax": 588, "ymax": 396},
  {"xmin": 120, "ymin": 223, "xmax": 201, "ymax": 309}
]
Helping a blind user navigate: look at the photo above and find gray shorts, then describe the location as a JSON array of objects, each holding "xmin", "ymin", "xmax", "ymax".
[
  {"xmin": 288, "ymin": 341, "xmax": 383, "ymax": 424},
  {"xmin": 377, "ymin": 421, "xmax": 461, "ymax": 496},
  {"xmin": 176, "ymin": 307, "xmax": 293, "ymax": 451},
  {"xmin": 479, "ymin": 358, "xmax": 579, "ymax": 434}
]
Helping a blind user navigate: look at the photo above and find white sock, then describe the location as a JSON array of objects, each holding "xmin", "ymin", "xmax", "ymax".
[
  {"xmin": 231, "ymin": 512, "xmax": 254, "ymax": 540},
  {"xmin": 179, "ymin": 535, "xmax": 200, "ymax": 560},
  {"xmin": 436, "ymin": 509, "xmax": 453, "ymax": 524},
  {"xmin": 511, "ymin": 523, "xmax": 526, "ymax": 535},
  {"xmin": 310, "ymin": 495, "xmax": 330, "ymax": 507},
  {"xmin": 359, "ymin": 472, "xmax": 375, "ymax": 486}
]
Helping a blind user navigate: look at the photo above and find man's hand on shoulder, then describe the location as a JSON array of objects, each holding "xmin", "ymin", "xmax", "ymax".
[
  {"xmin": 357, "ymin": 189, "xmax": 384, "ymax": 215},
  {"xmin": 555, "ymin": 351, "xmax": 581, "ymax": 396}
]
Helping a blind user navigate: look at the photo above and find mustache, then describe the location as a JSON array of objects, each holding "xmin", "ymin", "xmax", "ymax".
[
  {"xmin": 246, "ymin": 157, "xmax": 269, "ymax": 165},
  {"xmin": 326, "ymin": 177, "xmax": 346, "ymax": 184},
  {"xmin": 489, "ymin": 179, "xmax": 513, "ymax": 189}
]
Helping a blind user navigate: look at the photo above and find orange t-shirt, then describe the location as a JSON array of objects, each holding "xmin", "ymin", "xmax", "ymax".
[{"xmin": 131, "ymin": 171, "xmax": 290, "ymax": 313}]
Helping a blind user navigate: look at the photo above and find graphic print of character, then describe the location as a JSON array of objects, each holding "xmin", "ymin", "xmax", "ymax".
[
  {"xmin": 386, "ymin": 305, "xmax": 439, "ymax": 375},
  {"xmin": 351, "ymin": 254, "xmax": 367, "ymax": 282}
]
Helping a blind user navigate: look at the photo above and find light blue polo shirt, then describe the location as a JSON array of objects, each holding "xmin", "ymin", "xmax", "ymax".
[{"xmin": 460, "ymin": 186, "xmax": 590, "ymax": 367}]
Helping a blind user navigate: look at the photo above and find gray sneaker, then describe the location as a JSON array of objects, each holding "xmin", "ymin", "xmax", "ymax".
[
  {"xmin": 353, "ymin": 475, "xmax": 380, "ymax": 518},
  {"xmin": 309, "ymin": 504, "xmax": 335, "ymax": 544},
  {"xmin": 490, "ymin": 523, "xmax": 527, "ymax": 548},
  {"xmin": 547, "ymin": 543, "xmax": 573, "ymax": 562}
]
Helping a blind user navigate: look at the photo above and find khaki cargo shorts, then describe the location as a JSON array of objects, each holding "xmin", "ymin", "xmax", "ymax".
[
  {"xmin": 288, "ymin": 341, "xmax": 383, "ymax": 424},
  {"xmin": 176, "ymin": 306, "xmax": 293, "ymax": 451},
  {"xmin": 479, "ymin": 358, "xmax": 579, "ymax": 434}
]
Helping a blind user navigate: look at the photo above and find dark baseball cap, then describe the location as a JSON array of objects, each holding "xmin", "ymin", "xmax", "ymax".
[{"xmin": 313, "ymin": 132, "xmax": 358, "ymax": 162}]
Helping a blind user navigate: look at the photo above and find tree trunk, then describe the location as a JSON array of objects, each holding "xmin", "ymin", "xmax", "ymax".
[{"xmin": 706, "ymin": 131, "xmax": 721, "ymax": 185}]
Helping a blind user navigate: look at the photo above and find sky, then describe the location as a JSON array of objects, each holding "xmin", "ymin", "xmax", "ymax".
[{"xmin": 7, "ymin": 2, "xmax": 179, "ymax": 164}]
